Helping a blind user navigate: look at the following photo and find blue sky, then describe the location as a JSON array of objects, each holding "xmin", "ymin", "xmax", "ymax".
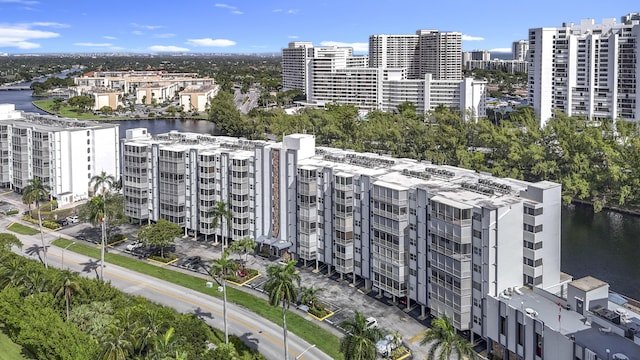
[{"xmin": 0, "ymin": 0, "xmax": 636, "ymax": 54}]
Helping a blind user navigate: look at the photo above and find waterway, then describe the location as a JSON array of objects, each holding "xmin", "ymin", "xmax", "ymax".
[{"xmin": 1, "ymin": 75, "xmax": 639, "ymax": 300}]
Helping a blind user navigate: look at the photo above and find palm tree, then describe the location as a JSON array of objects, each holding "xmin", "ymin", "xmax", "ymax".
[
  {"xmin": 90, "ymin": 172, "xmax": 115, "ymax": 281},
  {"xmin": 100, "ymin": 325, "xmax": 132, "ymax": 360},
  {"xmin": 238, "ymin": 237, "xmax": 257, "ymax": 263},
  {"xmin": 210, "ymin": 249, "xmax": 237, "ymax": 344},
  {"xmin": 55, "ymin": 271, "xmax": 83, "ymax": 321},
  {"xmin": 420, "ymin": 316, "xmax": 476, "ymax": 360},
  {"xmin": 208, "ymin": 201, "xmax": 232, "ymax": 247},
  {"xmin": 22, "ymin": 270, "xmax": 50, "ymax": 296},
  {"xmin": 84, "ymin": 195, "xmax": 107, "ymax": 280},
  {"xmin": 264, "ymin": 260, "xmax": 300, "ymax": 360},
  {"xmin": 23, "ymin": 178, "xmax": 51, "ymax": 268},
  {"xmin": 339, "ymin": 311, "xmax": 383, "ymax": 360},
  {"xmin": 299, "ymin": 286, "xmax": 323, "ymax": 308}
]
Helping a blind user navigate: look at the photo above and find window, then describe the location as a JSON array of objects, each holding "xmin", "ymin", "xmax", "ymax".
[
  {"xmin": 499, "ymin": 316, "xmax": 506, "ymax": 336},
  {"xmin": 472, "ymin": 229, "xmax": 482, "ymax": 238},
  {"xmin": 517, "ymin": 322, "xmax": 524, "ymax": 346}
]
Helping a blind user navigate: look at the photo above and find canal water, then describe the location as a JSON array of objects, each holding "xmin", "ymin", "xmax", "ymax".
[{"xmin": 1, "ymin": 77, "xmax": 639, "ymax": 300}]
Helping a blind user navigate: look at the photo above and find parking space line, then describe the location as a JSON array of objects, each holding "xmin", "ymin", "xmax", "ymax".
[{"xmin": 408, "ymin": 331, "xmax": 424, "ymax": 343}]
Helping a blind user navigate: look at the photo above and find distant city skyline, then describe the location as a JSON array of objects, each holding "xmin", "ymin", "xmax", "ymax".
[{"xmin": 0, "ymin": 0, "xmax": 636, "ymax": 54}]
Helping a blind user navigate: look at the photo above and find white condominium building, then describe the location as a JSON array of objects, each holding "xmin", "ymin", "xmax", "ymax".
[
  {"xmin": 282, "ymin": 29, "xmax": 483, "ymax": 119},
  {"xmin": 122, "ymin": 130, "xmax": 563, "ymax": 336},
  {"xmin": 281, "ymin": 41, "xmax": 313, "ymax": 92},
  {"xmin": 529, "ymin": 13, "xmax": 640, "ymax": 125},
  {"xmin": 0, "ymin": 104, "xmax": 120, "ymax": 205},
  {"xmin": 512, "ymin": 40, "xmax": 529, "ymax": 61}
]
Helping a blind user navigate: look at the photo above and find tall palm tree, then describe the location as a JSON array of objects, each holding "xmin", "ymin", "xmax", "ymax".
[
  {"xmin": 22, "ymin": 270, "xmax": 50, "ymax": 296},
  {"xmin": 420, "ymin": 316, "xmax": 476, "ymax": 360},
  {"xmin": 84, "ymin": 195, "xmax": 107, "ymax": 280},
  {"xmin": 339, "ymin": 311, "xmax": 383, "ymax": 360},
  {"xmin": 264, "ymin": 260, "xmax": 300, "ymax": 360},
  {"xmin": 23, "ymin": 178, "xmax": 51, "ymax": 268},
  {"xmin": 208, "ymin": 201, "xmax": 232, "ymax": 247},
  {"xmin": 90, "ymin": 172, "xmax": 115, "ymax": 281},
  {"xmin": 55, "ymin": 271, "xmax": 83, "ymax": 321},
  {"xmin": 210, "ymin": 248, "xmax": 237, "ymax": 344}
]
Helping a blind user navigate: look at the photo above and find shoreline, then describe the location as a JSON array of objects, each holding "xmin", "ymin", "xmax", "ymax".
[{"xmin": 571, "ymin": 198, "xmax": 640, "ymax": 216}]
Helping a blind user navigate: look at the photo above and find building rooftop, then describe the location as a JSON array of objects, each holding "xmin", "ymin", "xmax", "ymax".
[
  {"xmin": 571, "ymin": 276, "xmax": 609, "ymax": 292},
  {"xmin": 500, "ymin": 288, "xmax": 640, "ymax": 360}
]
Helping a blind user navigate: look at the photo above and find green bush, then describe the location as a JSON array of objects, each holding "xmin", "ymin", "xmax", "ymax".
[
  {"xmin": 107, "ymin": 234, "xmax": 126, "ymax": 244},
  {"xmin": 308, "ymin": 304, "xmax": 330, "ymax": 318},
  {"xmin": 6, "ymin": 210, "xmax": 19, "ymax": 216},
  {"xmin": 227, "ymin": 268, "xmax": 258, "ymax": 283},
  {"xmin": 42, "ymin": 220, "xmax": 61, "ymax": 230}
]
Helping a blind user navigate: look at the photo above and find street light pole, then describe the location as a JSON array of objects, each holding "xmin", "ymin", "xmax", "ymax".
[
  {"xmin": 61, "ymin": 241, "xmax": 76, "ymax": 270},
  {"xmin": 295, "ymin": 344, "xmax": 316, "ymax": 360}
]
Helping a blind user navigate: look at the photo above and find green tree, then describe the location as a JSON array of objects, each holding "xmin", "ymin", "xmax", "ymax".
[
  {"xmin": 228, "ymin": 237, "xmax": 257, "ymax": 264},
  {"xmin": 22, "ymin": 178, "xmax": 51, "ymax": 268},
  {"xmin": 208, "ymin": 90, "xmax": 245, "ymax": 136},
  {"xmin": 339, "ymin": 311, "xmax": 383, "ymax": 360},
  {"xmin": 137, "ymin": 219, "xmax": 182, "ymax": 258},
  {"xmin": 210, "ymin": 249, "xmax": 237, "ymax": 344},
  {"xmin": 0, "ymin": 233, "xmax": 22, "ymax": 253},
  {"xmin": 100, "ymin": 324, "xmax": 132, "ymax": 360},
  {"xmin": 264, "ymin": 260, "xmax": 300, "ymax": 360},
  {"xmin": 55, "ymin": 271, "xmax": 83, "ymax": 321},
  {"xmin": 211, "ymin": 342, "xmax": 240, "ymax": 360},
  {"xmin": 299, "ymin": 286, "xmax": 323, "ymax": 308},
  {"xmin": 208, "ymin": 201, "xmax": 233, "ymax": 248},
  {"xmin": 88, "ymin": 172, "xmax": 121, "ymax": 280},
  {"xmin": 420, "ymin": 316, "xmax": 476, "ymax": 360}
]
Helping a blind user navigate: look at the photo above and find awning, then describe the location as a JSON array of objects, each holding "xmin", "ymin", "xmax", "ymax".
[{"xmin": 256, "ymin": 235, "xmax": 292, "ymax": 250}]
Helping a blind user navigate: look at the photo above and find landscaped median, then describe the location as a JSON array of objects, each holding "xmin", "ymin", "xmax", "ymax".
[
  {"xmin": 7, "ymin": 222, "xmax": 40, "ymax": 235},
  {"xmin": 51, "ymin": 238, "xmax": 343, "ymax": 360}
]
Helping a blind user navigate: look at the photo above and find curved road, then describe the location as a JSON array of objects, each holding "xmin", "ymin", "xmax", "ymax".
[{"xmin": 6, "ymin": 223, "xmax": 331, "ymax": 360}]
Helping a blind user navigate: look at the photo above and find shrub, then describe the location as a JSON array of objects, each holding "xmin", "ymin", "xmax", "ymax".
[
  {"xmin": 107, "ymin": 234, "xmax": 126, "ymax": 244},
  {"xmin": 6, "ymin": 209, "xmax": 19, "ymax": 216},
  {"xmin": 227, "ymin": 268, "xmax": 258, "ymax": 283},
  {"xmin": 308, "ymin": 304, "xmax": 330, "ymax": 318},
  {"xmin": 42, "ymin": 220, "xmax": 61, "ymax": 230}
]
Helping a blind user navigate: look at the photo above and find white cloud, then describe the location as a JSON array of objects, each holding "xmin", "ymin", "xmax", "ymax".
[
  {"xmin": 103, "ymin": 35, "xmax": 116, "ymax": 40},
  {"xmin": 154, "ymin": 33, "xmax": 175, "ymax": 38},
  {"xmin": 73, "ymin": 42, "xmax": 112, "ymax": 47},
  {"xmin": 215, "ymin": 3, "xmax": 242, "ymax": 15},
  {"xmin": 288, "ymin": 35, "xmax": 298, "ymax": 39},
  {"xmin": 462, "ymin": 34, "xmax": 484, "ymax": 41},
  {"xmin": 131, "ymin": 30, "xmax": 143, "ymax": 36},
  {"xmin": 489, "ymin": 47, "xmax": 512, "ymax": 53},
  {"xmin": 131, "ymin": 22, "xmax": 163, "ymax": 30},
  {"xmin": 0, "ymin": 0, "xmax": 39, "ymax": 4},
  {"xmin": 186, "ymin": 38, "xmax": 236, "ymax": 47},
  {"xmin": 148, "ymin": 45, "xmax": 189, "ymax": 52},
  {"xmin": 0, "ymin": 23, "xmax": 59, "ymax": 49},
  {"xmin": 320, "ymin": 41, "xmax": 367, "ymax": 52},
  {"xmin": 272, "ymin": 9, "xmax": 282, "ymax": 12},
  {"xmin": 287, "ymin": 9, "xmax": 299, "ymax": 14},
  {"xmin": 28, "ymin": 22, "xmax": 69, "ymax": 28}
]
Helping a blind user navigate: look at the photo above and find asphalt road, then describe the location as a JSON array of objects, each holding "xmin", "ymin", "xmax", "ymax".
[{"xmin": 3, "ymin": 218, "xmax": 331, "ymax": 360}]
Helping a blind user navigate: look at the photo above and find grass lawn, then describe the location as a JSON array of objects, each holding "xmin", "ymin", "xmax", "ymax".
[
  {"xmin": 33, "ymin": 99, "xmax": 208, "ymax": 120},
  {"xmin": 7, "ymin": 223, "xmax": 40, "ymax": 235},
  {"xmin": 51, "ymin": 238, "xmax": 343, "ymax": 360},
  {"xmin": 0, "ymin": 324, "xmax": 33, "ymax": 360}
]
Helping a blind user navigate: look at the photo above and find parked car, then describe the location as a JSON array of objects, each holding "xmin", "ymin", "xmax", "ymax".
[
  {"xmin": 365, "ymin": 317, "xmax": 378, "ymax": 329},
  {"xmin": 66, "ymin": 215, "xmax": 79, "ymax": 224},
  {"xmin": 126, "ymin": 241, "xmax": 144, "ymax": 251},
  {"xmin": 57, "ymin": 219, "xmax": 69, "ymax": 227},
  {"xmin": 183, "ymin": 256, "xmax": 202, "ymax": 269}
]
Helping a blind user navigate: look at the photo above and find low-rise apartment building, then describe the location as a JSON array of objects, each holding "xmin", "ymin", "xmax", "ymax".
[
  {"xmin": 0, "ymin": 104, "xmax": 119, "ymax": 205},
  {"xmin": 179, "ymin": 85, "xmax": 220, "ymax": 112}
]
